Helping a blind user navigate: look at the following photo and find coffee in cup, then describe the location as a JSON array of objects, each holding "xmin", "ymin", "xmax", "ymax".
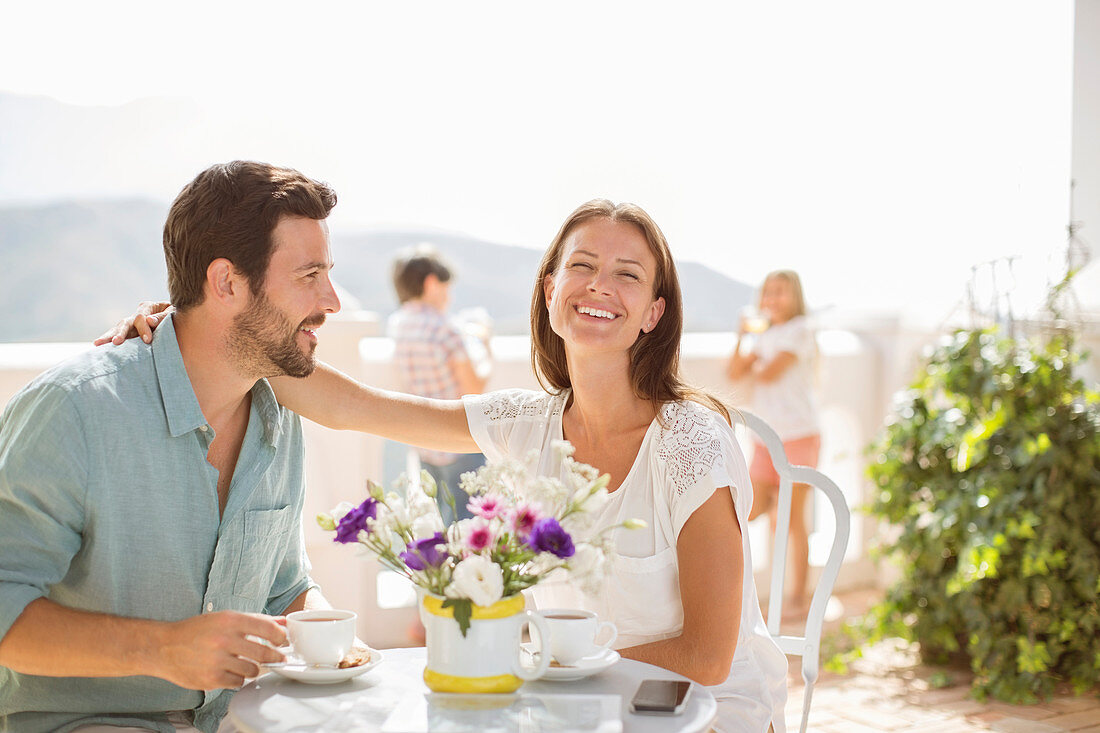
[
  {"xmin": 537, "ymin": 608, "xmax": 618, "ymax": 666},
  {"xmin": 286, "ymin": 609, "xmax": 356, "ymax": 666}
]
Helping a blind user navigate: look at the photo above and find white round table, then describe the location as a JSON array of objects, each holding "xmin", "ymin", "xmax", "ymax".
[{"xmin": 229, "ymin": 646, "xmax": 716, "ymax": 732}]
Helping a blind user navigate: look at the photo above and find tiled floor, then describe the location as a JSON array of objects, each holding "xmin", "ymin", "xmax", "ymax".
[{"xmin": 780, "ymin": 589, "xmax": 1100, "ymax": 732}]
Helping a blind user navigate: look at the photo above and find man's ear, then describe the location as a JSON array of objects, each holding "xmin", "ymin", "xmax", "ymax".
[
  {"xmin": 205, "ymin": 258, "xmax": 245, "ymax": 305},
  {"xmin": 422, "ymin": 273, "xmax": 441, "ymax": 297}
]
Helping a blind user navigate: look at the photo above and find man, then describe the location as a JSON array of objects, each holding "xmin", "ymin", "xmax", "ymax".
[
  {"xmin": 387, "ymin": 244, "xmax": 490, "ymax": 524},
  {"xmin": 0, "ymin": 161, "xmax": 342, "ymax": 732}
]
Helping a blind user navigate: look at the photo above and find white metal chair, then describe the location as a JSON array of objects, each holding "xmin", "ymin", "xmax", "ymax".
[{"xmin": 733, "ymin": 410, "xmax": 851, "ymax": 733}]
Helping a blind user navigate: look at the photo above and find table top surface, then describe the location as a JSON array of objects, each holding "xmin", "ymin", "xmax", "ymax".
[{"xmin": 229, "ymin": 646, "xmax": 716, "ymax": 733}]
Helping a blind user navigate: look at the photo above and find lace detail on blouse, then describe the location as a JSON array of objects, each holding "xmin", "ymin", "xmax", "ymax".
[
  {"xmin": 479, "ymin": 389, "xmax": 565, "ymax": 423},
  {"xmin": 654, "ymin": 401, "xmax": 725, "ymax": 496}
]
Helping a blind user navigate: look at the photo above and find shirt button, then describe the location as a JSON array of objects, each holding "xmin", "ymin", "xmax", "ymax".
[
  {"xmin": 206, "ymin": 602, "xmax": 214, "ymax": 612},
  {"xmin": 199, "ymin": 425, "xmax": 209, "ymax": 433}
]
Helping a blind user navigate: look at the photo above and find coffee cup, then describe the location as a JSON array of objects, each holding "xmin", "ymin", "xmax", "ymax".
[
  {"xmin": 537, "ymin": 609, "xmax": 618, "ymax": 666},
  {"xmin": 286, "ymin": 609, "xmax": 356, "ymax": 666}
]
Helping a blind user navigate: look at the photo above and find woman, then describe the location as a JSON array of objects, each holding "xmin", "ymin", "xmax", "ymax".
[{"xmin": 104, "ymin": 200, "xmax": 788, "ymax": 732}]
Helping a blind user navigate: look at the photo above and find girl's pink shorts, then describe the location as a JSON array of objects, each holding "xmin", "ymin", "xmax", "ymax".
[{"xmin": 750, "ymin": 434, "xmax": 821, "ymax": 486}]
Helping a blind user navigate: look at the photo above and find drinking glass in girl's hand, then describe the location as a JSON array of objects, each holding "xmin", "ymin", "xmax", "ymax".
[{"xmin": 740, "ymin": 306, "xmax": 770, "ymax": 335}]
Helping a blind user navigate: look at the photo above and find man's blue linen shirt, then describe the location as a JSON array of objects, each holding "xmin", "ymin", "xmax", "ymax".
[{"xmin": 0, "ymin": 315, "xmax": 316, "ymax": 733}]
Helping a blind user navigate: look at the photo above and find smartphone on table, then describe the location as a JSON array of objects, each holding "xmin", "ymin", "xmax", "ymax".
[{"xmin": 629, "ymin": 678, "xmax": 693, "ymax": 715}]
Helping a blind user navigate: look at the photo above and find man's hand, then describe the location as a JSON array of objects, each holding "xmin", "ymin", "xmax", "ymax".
[
  {"xmin": 152, "ymin": 611, "xmax": 287, "ymax": 691},
  {"xmin": 93, "ymin": 301, "xmax": 174, "ymax": 346}
]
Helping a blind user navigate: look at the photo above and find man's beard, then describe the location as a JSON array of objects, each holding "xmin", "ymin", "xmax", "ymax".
[{"xmin": 229, "ymin": 292, "xmax": 324, "ymax": 379}]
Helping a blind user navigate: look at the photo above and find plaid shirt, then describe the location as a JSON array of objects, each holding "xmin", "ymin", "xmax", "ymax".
[{"xmin": 387, "ymin": 302, "xmax": 470, "ymax": 466}]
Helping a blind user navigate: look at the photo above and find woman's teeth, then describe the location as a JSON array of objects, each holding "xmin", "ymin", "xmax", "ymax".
[{"xmin": 577, "ymin": 306, "xmax": 616, "ymax": 319}]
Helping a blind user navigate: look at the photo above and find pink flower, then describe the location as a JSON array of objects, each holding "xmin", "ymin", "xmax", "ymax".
[
  {"xmin": 465, "ymin": 519, "xmax": 495, "ymax": 553},
  {"xmin": 508, "ymin": 502, "xmax": 543, "ymax": 538},
  {"xmin": 468, "ymin": 494, "xmax": 507, "ymax": 520}
]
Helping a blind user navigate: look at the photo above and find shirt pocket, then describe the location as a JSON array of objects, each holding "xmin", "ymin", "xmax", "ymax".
[
  {"xmin": 608, "ymin": 547, "xmax": 681, "ymax": 638},
  {"xmin": 233, "ymin": 505, "xmax": 295, "ymax": 604}
]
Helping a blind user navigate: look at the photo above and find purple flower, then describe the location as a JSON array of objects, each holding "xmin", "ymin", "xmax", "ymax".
[
  {"xmin": 527, "ymin": 517, "xmax": 575, "ymax": 559},
  {"xmin": 400, "ymin": 532, "xmax": 448, "ymax": 571},
  {"xmin": 334, "ymin": 498, "xmax": 378, "ymax": 543}
]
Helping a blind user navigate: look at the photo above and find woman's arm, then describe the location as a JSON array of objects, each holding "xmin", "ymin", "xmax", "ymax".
[
  {"xmin": 94, "ymin": 301, "xmax": 173, "ymax": 346},
  {"xmin": 271, "ymin": 363, "xmax": 480, "ymax": 453},
  {"xmin": 92, "ymin": 302, "xmax": 481, "ymax": 453},
  {"xmin": 616, "ymin": 488, "xmax": 743, "ymax": 686}
]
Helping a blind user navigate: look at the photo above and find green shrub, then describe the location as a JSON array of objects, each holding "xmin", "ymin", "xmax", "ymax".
[{"xmin": 863, "ymin": 327, "xmax": 1100, "ymax": 703}]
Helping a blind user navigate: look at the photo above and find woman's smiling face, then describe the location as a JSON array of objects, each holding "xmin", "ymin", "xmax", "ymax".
[{"xmin": 543, "ymin": 217, "xmax": 665, "ymax": 356}]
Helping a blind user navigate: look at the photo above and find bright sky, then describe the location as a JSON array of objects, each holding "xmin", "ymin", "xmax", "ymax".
[{"xmin": 0, "ymin": 0, "xmax": 1076, "ymax": 322}]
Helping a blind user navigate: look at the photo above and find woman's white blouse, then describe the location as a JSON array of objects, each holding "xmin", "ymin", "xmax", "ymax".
[{"xmin": 463, "ymin": 389, "xmax": 789, "ymax": 733}]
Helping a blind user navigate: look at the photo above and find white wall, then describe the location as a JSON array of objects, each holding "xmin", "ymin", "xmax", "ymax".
[{"xmin": 1073, "ymin": 0, "xmax": 1100, "ymax": 248}]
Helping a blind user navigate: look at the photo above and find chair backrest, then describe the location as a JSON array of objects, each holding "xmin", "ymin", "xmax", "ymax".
[{"xmin": 733, "ymin": 410, "xmax": 851, "ymax": 733}]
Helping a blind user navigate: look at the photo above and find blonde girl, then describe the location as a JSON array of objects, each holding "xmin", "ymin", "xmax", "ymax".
[{"xmin": 727, "ymin": 270, "xmax": 821, "ymax": 619}]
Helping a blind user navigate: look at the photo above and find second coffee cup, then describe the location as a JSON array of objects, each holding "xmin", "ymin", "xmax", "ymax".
[{"xmin": 537, "ymin": 608, "xmax": 618, "ymax": 666}]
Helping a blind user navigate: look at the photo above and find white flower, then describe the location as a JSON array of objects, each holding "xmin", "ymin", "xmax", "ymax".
[
  {"xmin": 448, "ymin": 555, "xmax": 504, "ymax": 607},
  {"xmin": 407, "ymin": 480, "xmax": 439, "ymax": 521},
  {"xmin": 367, "ymin": 502, "xmax": 394, "ymax": 529},
  {"xmin": 365, "ymin": 519, "xmax": 395, "ymax": 550},
  {"xmin": 551, "ymin": 440, "xmax": 576, "ymax": 459},
  {"xmin": 572, "ymin": 482, "xmax": 609, "ymax": 514},
  {"xmin": 456, "ymin": 469, "xmax": 479, "ymax": 495},
  {"xmin": 410, "ymin": 512, "xmax": 444, "ymax": 539},
  {"xmin": 330, "ymin": 501, "xmax": 356, "ymax": 522},
  {"xmin": 561, "ymin": 511, "xmax": 595, "ymax": 537},
  {"xmin": 528, "ymin": 476, "xmax": 570, "ymax": 511},
  {"xmin": 568, "ymin": 542, "xmax": 608, "ymax": 596},
  {"xmin": 527, "ymin": 553, "xmax": 564, "ymax": 576},
  {"xmin": 385, "ymin": 492, "xmax": 410, "ymax": 526}
]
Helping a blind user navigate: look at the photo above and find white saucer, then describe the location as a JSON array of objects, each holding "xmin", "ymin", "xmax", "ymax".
[
  {"xmin": 541, "ymin": 648, "xmax": 620, "ymax": 682},
  {"xmin": 266, "ymin": 648, "xmax": 384, "ymax": 685}
]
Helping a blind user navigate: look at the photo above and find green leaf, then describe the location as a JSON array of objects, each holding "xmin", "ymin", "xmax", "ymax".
[{"xmin": 442, "ymin": 598, "xmax": 473, "ymax": 637}]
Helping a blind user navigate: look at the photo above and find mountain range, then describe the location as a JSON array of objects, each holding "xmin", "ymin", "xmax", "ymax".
[{"xmin": 0, "ymin": 199, "xmax": 753, "ymax": 342}]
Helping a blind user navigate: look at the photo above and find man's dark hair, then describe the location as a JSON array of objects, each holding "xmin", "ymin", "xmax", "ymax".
[
  {"xmin": 164, "ymin": 160, "xmax": 337, "ymax": 310},
  {"xmin": 391, "ymin": 244, "xmax": 453, "ymax": 303}
]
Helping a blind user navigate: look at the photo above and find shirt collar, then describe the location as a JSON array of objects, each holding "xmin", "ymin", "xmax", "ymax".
[
  {"xmin": 152, "ymin": 314, "xmax": 284, "ymax": 444},
  {"xmin": 152, "ymin": 313, "xmax": 209, "ymax": 438},
  {"xmin": 250, "ymin": 377, "xmax": 283, "ymax": 447}
]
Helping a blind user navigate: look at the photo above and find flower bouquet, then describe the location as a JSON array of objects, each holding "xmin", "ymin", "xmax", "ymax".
[{"xmin": 316, "ymin": 441, "xmax": 639, "ymax": 636}]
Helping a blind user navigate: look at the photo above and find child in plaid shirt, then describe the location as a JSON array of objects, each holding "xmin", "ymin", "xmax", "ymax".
[{"xmin": 387, "ymin": 245, "xmax": 490, "ymax": 524}]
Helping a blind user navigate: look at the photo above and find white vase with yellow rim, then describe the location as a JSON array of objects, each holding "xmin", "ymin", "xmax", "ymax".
[{"xmin": 420, "ymin": 593, "xmax": 551, "ymax": 693}]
